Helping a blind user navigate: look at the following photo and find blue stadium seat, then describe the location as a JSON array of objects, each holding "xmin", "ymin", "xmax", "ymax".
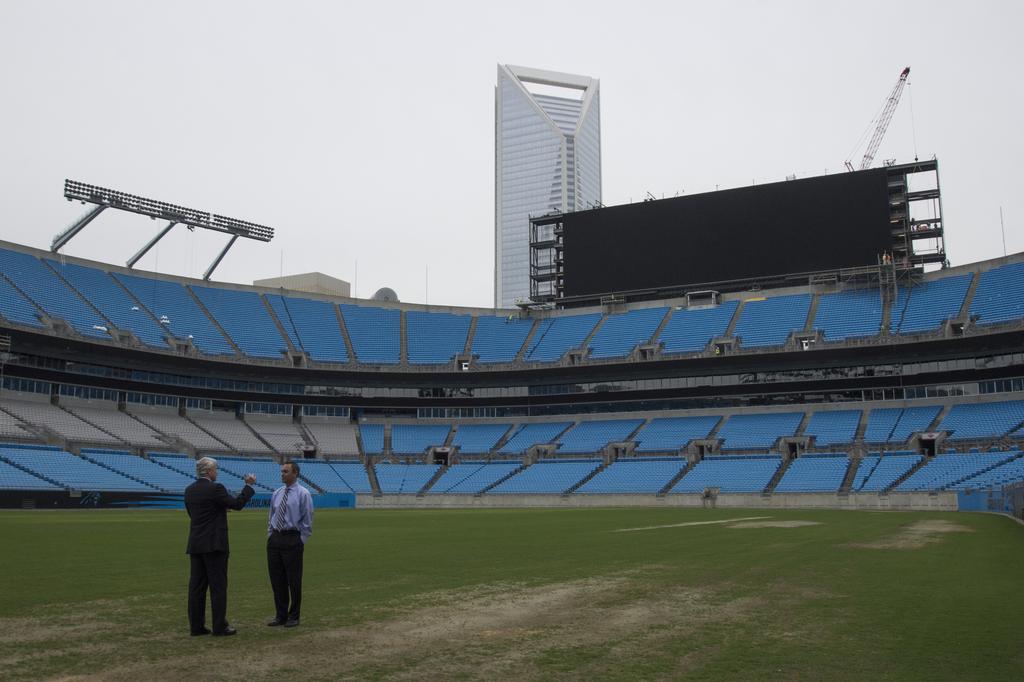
[
  {"xmin": 0, "ymin": 274, "xmax": 44, "ymax": 329},
  {"xmin": 970, "ymin": 262, "xmax": 1024, "ymax": 326},
  {"xmin": 329, "ymin": 461, "xmax": 373, "ymax": 493},
  {"xmin": 81, "ymin": 448, "xmax": 193, "ymax": 492},
  {"xmin": 586, "ymin": 307, "xmax": 668, "ymax": 359},
  {"xmin": 406, "ymin": 311, "xmax": 472, "ymax": 364},
  {"xmin": 46, "ymin": 260, "xmax": 170, "ymax": 348},
  {"xmin": 576, "ymin": 457, "xmax": 685, "ymax": 493},
  {"xmin": 114, "ymin": 273, "xmax": 235, "ymax": 356},
  {"xmin": 936, "ymin": 401, "xmax": 1024, "ymax": 441},
  {"xmin": 390, "ymin": 424, "xmax": 451, "ymax": 454},
  {"xmin": 2, "ymin": 443, "xmax": 156, "ymax": 492},
  {"xmin": 0, "ymin": 249, "xmax": 110, "ymax": 338},
  {"xmin": 360, "ymin": 424, "xmax": 385, "ymax": 455},
  {"xmin": 657, "ymin": 301, "xmax": 738, "ymax": 354},
  {"xmin": 191, "ymin": 286, "xmax": 288, "ymax": 359},
  {"xmin": 671, "ymin": 455, "xmax": 781, "ymax": 493},
  {"xmin": 0, "ymin": 445, "xmax": 63, "ymax": 490},
  {"xmin": 150, "ymin": 453, "xmax": 256, "ymax": 493},
  {"xmin": 896, "ymin": 452, "xmax": 1016, "ymax": 491},
  {"xmin": 524, "ymin": 314, "xmax": 602, "ymax": 362},
  {"xmin": 429, "ymin": 461, "xmax": 522, "ymax": 493},
  {"xmin": 295, "ymin": 460, "xmax": 354, "ymax": 493},
  {"xmin": 266, "ymin": 294, "xmax": 348, "ymax": 363},
  {"xmin": 734, "ymin": 294, "xmax": 811, "ymax": 348},
  {"xmin": 717, "ymin": 412, "xmax": 804, "ymax": 451},
  {"xmin": 892, "ymin": 273, "xmax": 973, "ymax": 334},
  {"xmin": 470, "ymin": 316, "xmax": 534, "ymax": 363},
  {"xmin": 497, "ymin": 422, "xmax": 572, "ymax": 454},
  {"xmin": 633, "ymin": 416, "xmax": 721, "ymax": 453},
  {"xmin": 451, "ymin": 424, "xmax": 513, "ymax": 455},
  {"xmin": 814, "ymin": 289, "xmax": 883, "ymax": 341},
  {"xmin": 804, "ymin": 410, "xmax": 861, "ymax": 447},
  {"xmin": 488, "ymin": 459, "xmax": 601, "ymax": 494},
  {"xmin": 339, "ymin": 304, "xmax": 400, "ymax": 364},
  {"xmin": 774, "ymin": 454, "xmax": 849, "ymax": 492},
  {"xmin": 856, "ymin": 453, "xmax": 922, "ymax": 491},
  {"xmin": 949, "ymin": 452, "xmax": 1024, "ymax": 490},
  {"xmin": 556, "ymin": 419, "xmax": 645, "ymax": 454},
  {"xmin": 863, "ymin": 408, "xmax": 902, "ymax": 443},
  {"xmin": 374, "ymin": 462, "xmax": 440, "ymax": 493}
]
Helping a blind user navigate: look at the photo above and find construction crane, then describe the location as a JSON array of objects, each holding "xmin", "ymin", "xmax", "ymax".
[{"xmin": 845, "ymin": 66, "xmax": 911, "ymax": 172}]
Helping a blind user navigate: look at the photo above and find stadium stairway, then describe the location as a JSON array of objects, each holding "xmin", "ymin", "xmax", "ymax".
[
  {"xmin": 490, "ymin": 426, "xmax": 517, "ymax": 453},
  {"xmin": 399, "ymin": 311, "xmax": 408, "ymax": 365},
  {"xmin": 186, "ymin": 286, "xmax": 243, "ymax": 357},
  {"xmin": 463, "ymin": 317, "xmax": 478, "ymax": 356},
  {"xmin": 416, "ymin": 464, "xmax": 448, "ymax": 496},
  {"xmin": 365, "ymin": 460, "xmax": 383, "ymax": 497},
  {"xmin": 241, "ymin": 418, "xmax": 278, "ymax": 456},
  {"xmin": 578, "ymin": 315, "xmax": 607, "ymax": 359},
  {"xmin": 335, "ymin": 305, "xmax": 358, "ymax": 361},
  {"xmin": 958, "ymin": 273, "xmax": 981, "ymax": 320},
  {"xmin": 563, "ymin": 460, "xmax": 609, "ymax": 495},
  {"xmin": 475, "ymin": 462, "xmax": 529, "ymax": 496},
  {"xmin": 762, "ymin": 455, "xmax": 794, "ymax": 494},
  {"xmin": 130, "ymin": 413, "xmax": 193, "ymax": 456},
  {"xmin": 723, "ymin": 300, "xmax": 744, "ymax": 338},
  {"xmin": 383, "ymin": 424, "xmax": 393, "ymax": 456},
  {"xmin": 260, "ymin": 296, "xmax": 298, "ymax": 355},
  {"xmin": 839, "ymin": 454, "xmax": 862, "ymax": 493},
  {"xmin": 657, "ymin": 461, "xmax": 691, "ymax": 497},
  {"xmin": 648, "ymin": 308, "xmax": 675, "ymax": 347},
  {"xmin": 883, "ymin": 456, "xmax": 931, "ymax": 493},
  {"xmin": 514, "ymin": 319, "xmax": 541, "ymax": 362},
  {"xmin": 853, "ymin": 410, "xmax": 870, "ymax": 445},
  {"xmin": 803, "ymin": 294, "xmax": 820, "ymax": 333}
]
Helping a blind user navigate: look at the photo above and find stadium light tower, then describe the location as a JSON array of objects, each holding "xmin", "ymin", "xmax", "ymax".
[{"xmin": 55, "ymin": 180, "xmax": 275, "ymax": 280}]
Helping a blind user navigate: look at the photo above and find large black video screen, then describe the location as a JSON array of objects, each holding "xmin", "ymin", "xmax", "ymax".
[{"xmin": 561, "ymin": 169, "xmax": 892, "ymax": 297}]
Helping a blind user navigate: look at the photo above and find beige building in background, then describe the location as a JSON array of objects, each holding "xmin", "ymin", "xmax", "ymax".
[{"xmin": 254, "ymin": 272, "xmax": 351, "ymax": 298}]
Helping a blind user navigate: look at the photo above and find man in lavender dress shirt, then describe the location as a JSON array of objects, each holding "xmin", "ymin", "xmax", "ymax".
[{"xmin": 266, "ymin": 461, "xmax": 314, "ymax": 628}]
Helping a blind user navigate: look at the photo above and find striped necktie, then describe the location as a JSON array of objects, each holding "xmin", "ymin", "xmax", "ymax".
[{"xmin": 273, "ymin": 486, "xmax": 290, "ymax": 531}]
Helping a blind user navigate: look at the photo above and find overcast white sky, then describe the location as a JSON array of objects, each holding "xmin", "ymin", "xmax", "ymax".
[{"xmin": 1, "ymin": 1, "xmax": 1021, "ymax": 309}]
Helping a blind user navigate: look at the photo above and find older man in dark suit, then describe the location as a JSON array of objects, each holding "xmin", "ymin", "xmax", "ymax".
[{"xmin": 185, "ymin": 456, "xmax": 256, "ymax": 637}]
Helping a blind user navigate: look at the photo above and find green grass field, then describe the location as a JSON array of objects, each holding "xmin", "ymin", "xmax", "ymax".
[{"xmin": 1, "ymin": 507, "xmax": 1023, "ymax": 681}]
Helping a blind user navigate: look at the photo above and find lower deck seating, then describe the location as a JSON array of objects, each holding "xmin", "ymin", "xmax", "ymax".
[
  {"xmin": 0, "ymin": 456, "xmax": 62, "ymax": 490},
  {"xmin": 489, "ymin": 459, "xmax": 601, "ymax": 494},
  {"xmin": 671, "ymin": 455, "xmax": 781, "ymax": 493},
  {"xmin": 428, "ymin": 461, "xmax": 522, "ymax": 494},
  {"xmin": 576, "ymin": 458, "xmax": 685, "ymax": 494},
  {"xmin": 855, "ymin": 453, "xmax": 922, "ymax": 492},
  {"xmin": 895, "ymin": 452, "xmax": 1016, "ymax": 492},
  {"xmin": 2, "ymin": 444, "xmax": 155, "ymax": 492},
  {"xmin": 374, "ymin": 462, "xmax": 440, "ymax": 493},
  {"xmin": 774, "ymin": 455, "xmax": 849, "ymax": 492},
  {"xmin": 80, "ymin": 449, "xmax": 193, "ymax": 492}
]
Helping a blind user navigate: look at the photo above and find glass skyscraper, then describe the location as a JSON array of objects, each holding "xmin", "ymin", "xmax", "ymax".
[{"xmin": 495, "ymin": 64, "xmax": 601, "ymax": 308}]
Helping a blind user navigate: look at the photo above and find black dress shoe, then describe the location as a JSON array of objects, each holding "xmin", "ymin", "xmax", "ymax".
[
  {"xmin": 284, "ymin": 619, "xmax": 300, "ymax": 628},
  {"xmin": 267, "ymin": 618, "xmax": 285, "ymax": 626},
  {"xmin": 191, "ymin": 628, "xmax": 212, "ymax": 636},
  {"xmin": 212, "ymin": 626, "xmax": 237, "ymax": 636}
]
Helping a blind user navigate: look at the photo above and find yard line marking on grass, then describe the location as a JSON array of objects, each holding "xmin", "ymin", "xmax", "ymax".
[{"xmin": 612, "ymin": 516, "xmax": 771, "ymax": 533}]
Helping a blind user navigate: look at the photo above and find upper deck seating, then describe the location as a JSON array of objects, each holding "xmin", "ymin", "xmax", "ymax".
[
  {"xmin": 970, "ymin": 262, "xmax": 1024, "ymax": 326},
  {"xmin": 657, "ymin": 301, "xmax": 738, "ymax": 354},
  {"xmin": 45, "ymin": 259, "xmax": 169, "ymax": 348},
  {"xmin": 633, "ymin": 416, "xmax": 721, "ymax": 453},
  {"xmin": 892, "ymin": 273, "xmax": 973, "ymax": 334},
  {"xmin": 266, "ymin": 294, "xmax": 348, "ymax": 363},
  {"xmin": 523, "ymin": 314, "xmax": 602, "ymax": 362},
  {"xmin": 470, "ymin": 316, "xmax": 534, "ymax": 363},
  {"xmin": 114, "ymin": 273, "xmax": 235, "ymax": 356},
  {"xmin": 191, "ymin": 286, "xmax": 287, "ymax": 359},
  {"xmin": 406, "ymin": 311, "xmax": 471, "ymax": 364},
  {"xmin": 814, "ymin": 289, "xmax": 883, "ymax": 342},
  {"xmin": 451, "ymin": 424, "xmax": 512, "ymax": 455},
  {"xmin": 733, "ymin": 294, "xmax": 811, "ymax": 348},
  {"xmin": 586, "ymin": 307, "xmax": 668, "ymax": 359},
  {"xmin": 0, "ymin": 248, "xmax": 109, "ymax": 339},
  {"xmin": 339, "ymin": 304, "xmax": 400, "ymax": 364}
]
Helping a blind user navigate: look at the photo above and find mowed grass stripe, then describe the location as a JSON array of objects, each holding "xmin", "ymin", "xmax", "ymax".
[{"xmin": 0, "ymin": 508, "xmax": 1022, "ymax": 680}]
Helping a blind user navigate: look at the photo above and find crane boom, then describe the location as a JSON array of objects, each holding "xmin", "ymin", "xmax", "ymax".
[{"xmin": 846, "ymin": 66, "xmax": 910, "ymax": 172}]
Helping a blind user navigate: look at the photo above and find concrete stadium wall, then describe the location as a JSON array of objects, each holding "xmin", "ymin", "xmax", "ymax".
[{"xmin": 356, "ymin": 492, "xmax": 958, "ymax": 511}]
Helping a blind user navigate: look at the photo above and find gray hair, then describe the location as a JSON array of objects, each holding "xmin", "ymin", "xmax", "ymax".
[{"xmin": 196, "ymin": 456, "xmax": 217, "ymax": 478}]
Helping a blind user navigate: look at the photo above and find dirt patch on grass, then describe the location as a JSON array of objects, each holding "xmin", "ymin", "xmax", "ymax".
[
  {"xmin": 849, "ymin": 519, "xmax": 974, "ymax": 550},
  {"xmin": 57, "ymin": 573, "xmax": 763, "ymax": 681},
  {"xmin": 727, "ymin": 520, "xmax": 822, "ymax": 529}
]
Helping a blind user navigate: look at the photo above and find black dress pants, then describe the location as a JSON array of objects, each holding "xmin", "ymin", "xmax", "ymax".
[
  {"xmin": 188, "ymin": 550, "xmax": 229, "ymax": 633},
  {"xmin": 267, "ymin": 531, "xmax": 304, "ymax": 621}
]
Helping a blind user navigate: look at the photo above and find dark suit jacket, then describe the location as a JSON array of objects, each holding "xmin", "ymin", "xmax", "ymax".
[{"xmin": 185, "ymin": 477, "xmax": 255, "ymax": 554}]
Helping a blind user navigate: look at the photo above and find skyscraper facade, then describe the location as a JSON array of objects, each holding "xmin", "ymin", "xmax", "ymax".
[{"xmin": 495, "ymin": 64, "xmax": 601, "ymax": 308}]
